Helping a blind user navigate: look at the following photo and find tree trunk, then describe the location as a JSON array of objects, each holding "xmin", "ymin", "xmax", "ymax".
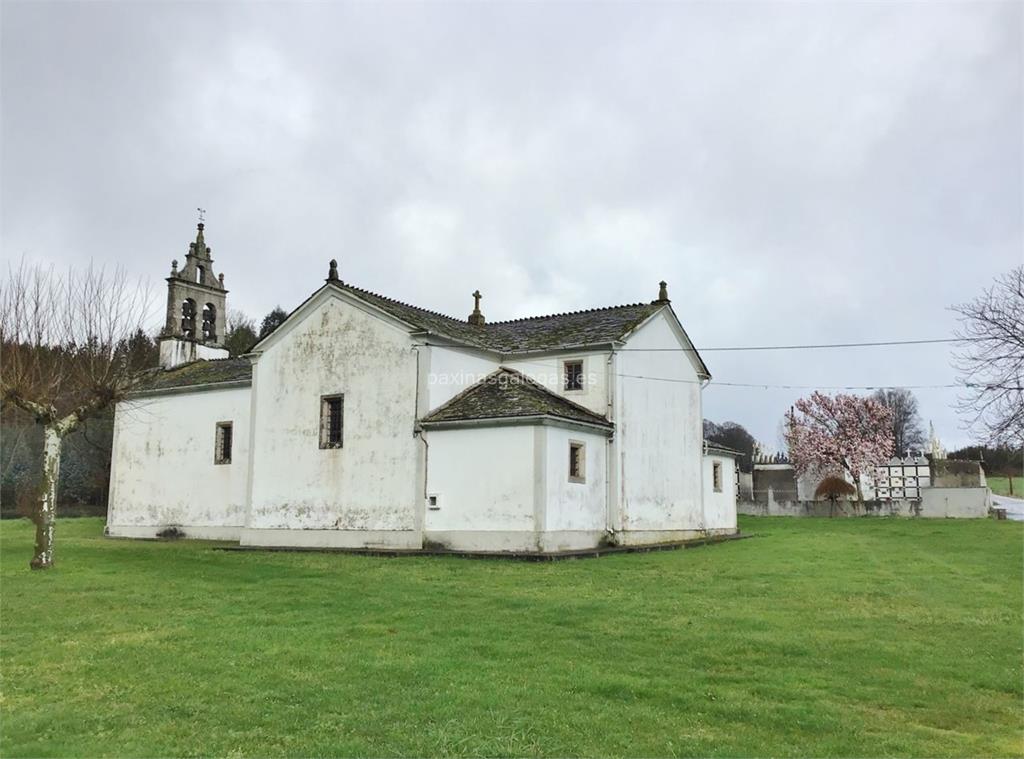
[{"xmin": 30, "ymin": 425, "xmax": 62, "ymax": 570}]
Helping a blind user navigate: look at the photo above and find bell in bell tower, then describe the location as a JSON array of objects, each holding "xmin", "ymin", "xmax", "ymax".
[{"xmin": 158, "ymin": 211, "xmax": 230, "ymax": 369}]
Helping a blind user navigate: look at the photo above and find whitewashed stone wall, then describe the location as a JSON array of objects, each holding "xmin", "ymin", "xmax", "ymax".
[
  {"xmin": 243, "ymin": 292, "xmax": 421, "ymax": 547},
  {"xmin": 703, "ymin": 453, "xmax": 738, "ymax": 533},
  {"xmin": 107, "ymin": 386, "xmax": 250, "ymax": 539},
  {"xmin": 615, "ymin": 311, "xmax": 706, "ymax": 541},
  {"xmin": 424, "ymin": 423, "xmax": 609, "ymax": 552}
]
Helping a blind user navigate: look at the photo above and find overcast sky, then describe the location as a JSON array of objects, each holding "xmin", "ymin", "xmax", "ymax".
[{"xmin": 2, "ymin": 0, "xmax": 1020, "ymax": 450}]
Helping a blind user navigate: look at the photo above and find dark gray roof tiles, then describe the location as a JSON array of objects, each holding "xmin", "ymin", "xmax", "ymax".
[
  {"xmin": 706, "ymin": 443, "xmax": 742, "ymax": 458},
  {"xmin": 333, "ymin": 281, "xmax": 662, "ymax": 354},
  {"xmin": 134, "ymin": 357, "xmax": 252, "ymax": 393},
  {"xmin": 153, "ymin": 280, "xmax": 706, "ymax": 392}
]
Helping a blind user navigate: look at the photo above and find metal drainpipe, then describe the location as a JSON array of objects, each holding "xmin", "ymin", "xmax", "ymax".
[
  {"xmin": 606, "ymin": 349, "xmax": 616, "ymax": 537},
  {"xmin": 412, "ymin": 345, "xmax": 430, "ymax": 502},
  {"xmin": 700, "ymin": 376, "xmax": 711, "ymax": 532},
  {"xmin": 420, "ymin": 432, "xmax": 430, "ymax": 499}
]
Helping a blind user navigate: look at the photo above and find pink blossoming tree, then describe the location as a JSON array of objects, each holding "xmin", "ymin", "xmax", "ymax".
[{"xmin": 784, "ymin": 391, "xmax": 895, "ymax": 503}]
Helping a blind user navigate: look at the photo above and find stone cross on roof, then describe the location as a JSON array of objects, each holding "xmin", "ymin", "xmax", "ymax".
[{"xmin": 468, "ymin": 289, "xmax": 485, "ymax": 326}]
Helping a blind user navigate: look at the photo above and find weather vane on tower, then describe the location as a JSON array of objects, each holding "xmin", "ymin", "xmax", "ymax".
[{"xmin": 197, "ymin": 207, "xmax": 206, "ymax": 224}]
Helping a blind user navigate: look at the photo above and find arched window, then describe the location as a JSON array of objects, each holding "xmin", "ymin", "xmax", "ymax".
[
  {"xmin": 202, "ymin": 303, "xmax": 217, "ymax": 341},
  {"xmin": 181, "ymin": 299, "xmax": 197, "ymax": 338},
  {"xmin": 196, "ymin": 265, "xmax": 205, "ymax": 284}
]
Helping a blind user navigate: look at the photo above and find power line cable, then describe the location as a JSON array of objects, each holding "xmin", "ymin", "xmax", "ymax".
[
  {"xmin": 418, "ymin": 341, "xmax": 978, "ymax": 392},
  {"xmin": 620, "ymin": 373, "xmax": 960, "ymax": 390},
  {"xmin": 619, "ymin": 337, "xmax": 979, "ymax": 352}
]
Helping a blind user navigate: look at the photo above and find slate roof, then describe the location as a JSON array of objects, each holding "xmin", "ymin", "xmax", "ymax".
[
  {"xmin": 485, "ymin": 304, "xmax": 661, "ymax": 353},
  {"xmin": 706, "ymin": 443, "xmax": 742, "ymax": 458},
  {"xmin": 155, "ymin": 280, "xmax": 707, "ymax": 393},
  {"xmin": 332, "ymin": 281, "xmax": 664, "ymax": 354},
  {"xmin": 133, "ymin": 358, "xmax": 252, "ymax": 394},
  {"xmin": 420, "ymin": 368, "xmax": 613, "ymax": 429}
]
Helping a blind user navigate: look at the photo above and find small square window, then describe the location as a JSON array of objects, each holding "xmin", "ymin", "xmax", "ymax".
[
  {"xmin": 712, "ymin": 461, "xmax": 723, "ymax": 493},
  {"xmin": 564, "ymin": 360, "xmax": 584, "ymax": 391},
  {"xmin": 569, "ymin": 441, "xmax": 585, "ymax": 483},
  {"xmin": 320, "ymin": 394, "xmax": 344, "ymax": 449},
  {"xmin": 215, "ymin": 422, "xmax": 233, "ymax": 465}
]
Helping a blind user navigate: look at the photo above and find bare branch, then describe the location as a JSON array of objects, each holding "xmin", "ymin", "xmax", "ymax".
[
  {"xmin": 951, "ymin": 266, "xmax": 1024, "ymax": 447},
  {"xmin": 0, "ymin": 258, "xmax": 158, "ymax": 569}
]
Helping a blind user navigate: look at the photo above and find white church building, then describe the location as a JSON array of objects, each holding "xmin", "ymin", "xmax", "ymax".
[{"xmin": 106, "ymin": 223, "xmax": 738, "ymax": 553}]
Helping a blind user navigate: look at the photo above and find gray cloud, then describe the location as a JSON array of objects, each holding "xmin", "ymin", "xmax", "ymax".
[{"xmin": 3, "ymin": 0, "xmax": 1020, "ymax": 449}]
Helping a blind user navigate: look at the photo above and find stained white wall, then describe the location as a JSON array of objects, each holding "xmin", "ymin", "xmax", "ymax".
[
  {"xmin": 544, "ymin": 426, "xmax": 607, "ymax": 532},
  {"xmin": 424, "ymin": 426, "xmax": 536, "ymax": 532},
  {"xmin": 247, "ymin": 293, "xmax": 420, "ymax": 531},
  {"xmin": 107, "ymin": 386, "xmax": 250, "ymax": 537},
  {"xmin": 424, "ymin": 345, "xmax": 499, "ymax": 411},
  {"xmin": 505, "ymin": 352, "xmax": 611, "ymax": 417},
  {"xmin": 703, "ymin": 454, "xmax": 738, "ymax": 531},
  {"xmin": 423, "ymin": 347, "xmax": 611, "ymax": 418},
  {"xmin": 616, "ymin": 310, "xmax": 704, "ymax": 532}
]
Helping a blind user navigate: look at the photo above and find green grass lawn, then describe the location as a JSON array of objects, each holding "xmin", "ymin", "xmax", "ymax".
[
  {"xmin": 1, "ymin": 517, "xmax": 1021, "ymax": 758},
  {"xmin": 989, "ymin": 476, "xmax": 1024, "ymax": 498}
]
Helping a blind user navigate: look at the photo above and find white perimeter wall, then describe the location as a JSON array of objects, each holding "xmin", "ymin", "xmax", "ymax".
[
  {"xmin": 107, "ymin": 386, "xmax": 250, "ymax": 536},
  {"xmin": 424, "ymin": 426, "xmax": 536, "ymax": 532},
  {"xmin": 703, "ymin": 454, "xmax": 738, "ymax": 531},
  {"xmin": 247, "ymin": 293, "xmax": 420, "ymax": 531},
  {"xmin": 544, "ymin": 426, "xmax": 607, "ymax": 532},
  {"xmin": 616, "ymin": 311, "xmax": 704, "ymax": 531}
]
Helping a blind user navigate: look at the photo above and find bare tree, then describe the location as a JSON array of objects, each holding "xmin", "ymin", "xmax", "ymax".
[
  {"xmin": 0, "ymin": 261, "xmax": 154, "ymax": 569},
  {"xmin": 872, "ymin": 388, "xmax": 925, "ymax": 456},
  {"xmin": 952, "ymin": 266, "xmax": 1024, "ymax": 447}
]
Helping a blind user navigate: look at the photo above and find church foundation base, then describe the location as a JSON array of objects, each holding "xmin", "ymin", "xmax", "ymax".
[
  {"xmin": 105, "ymin": 524, "xmax": 242, "ymax": 541},
  {"xmin": 239, "ymin": 527, "xmax": 422, "ymax": 550},
  {"xmin": 614, "ymin": 527, "xmax": 738, "ymax": 546},
  {"xmin": 218, "ymin": 530, "xmax": 747, "ymax": 560}
]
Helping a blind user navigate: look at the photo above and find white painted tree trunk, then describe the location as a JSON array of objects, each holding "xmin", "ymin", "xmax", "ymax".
[{"xmin": 30, "ymin": 425, "xmax": 63, "ymax": 570}]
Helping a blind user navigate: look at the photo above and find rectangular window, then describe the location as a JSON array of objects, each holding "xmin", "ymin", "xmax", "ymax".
[
  {"xmin": 564, "ymin": 360, "xmax": 584, "ymax": 391},
  {"xmin": 713, "ymin": 461, "xmax": 723, "ymax": 492},
  {"xmin": 320, "ymin": 394, "xmax": 344, "ymax": 449},
  {"xmin": 215, "ymin": 422, "xmax": 233, "ymax": 465},
  {"xmin": 569, "ymin": 441, "xmax": 585, "ymax": 483}
]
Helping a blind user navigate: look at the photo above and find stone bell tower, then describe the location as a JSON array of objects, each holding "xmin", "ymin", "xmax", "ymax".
[{"xmin": 158, "ymin": 217, "xmax": 230, "ymax": 369}]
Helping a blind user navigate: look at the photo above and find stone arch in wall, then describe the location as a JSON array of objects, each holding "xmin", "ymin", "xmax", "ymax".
[
  {"xmin": 181, "ymin": 298, "xmax": 197, "ymax": 338},
  {"xmin": 202, "ymin": 302, "xmax": 217, "ymax": 341}
]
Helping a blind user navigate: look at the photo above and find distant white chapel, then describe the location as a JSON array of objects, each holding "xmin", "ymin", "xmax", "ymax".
[{"xmin": 106, "ymin": 223, "xmax": 738, "ymax": 553}]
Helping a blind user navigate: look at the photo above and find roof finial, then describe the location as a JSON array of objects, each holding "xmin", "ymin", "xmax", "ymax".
[
  {"xmin": 190, "ymin": 213, "xmax": 209, "ymax": 257},
  {"xmin": 656, "ymin": 280, "xmax": 670, "ymax": 304},
  {"xmin": 327, "ymin": 259, "xmax": 340, "ymax": 282},
  {"xmin": 468, "ymin": 289, "xmax": 485, "ymax": 325}
]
